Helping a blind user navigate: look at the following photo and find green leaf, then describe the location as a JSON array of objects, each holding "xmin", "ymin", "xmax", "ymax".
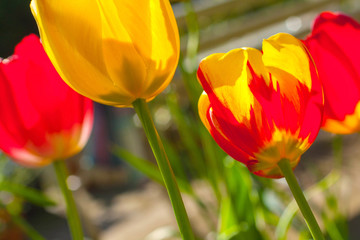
[
  {"xmin": 322, "ymin": 212, "xmax": 345, "ymax": 240},
  {"xmin": 162, "ymin": 141, "xmax": 194, "ymax": 194},
  {"xmin": 218, "ymin": 196, "xmax": 239, "ymax": 238},
  {"xmin": 218, "ymin": 157, "xmax": 265, "ymax": 240},
  {"xmin": 113, "ymin": 146, "xmax": 192, "ymax": 194},
  {"xmin": 0, "ymin": 180, "xmax": 55, "ymax": 207},
  {"xmin": 166, "ymin": 92, "xmax": 205, "ymax": 178},
  {"xmin": 113, "ymin": 146, "xmax": 163, "ymax": 184}
]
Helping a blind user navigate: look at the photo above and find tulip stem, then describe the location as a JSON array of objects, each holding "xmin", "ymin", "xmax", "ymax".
[
  {"xmin": 277, "ymin": 158, "xmax": 324, "ymax": 240},
  {"xmin": 53, "ymin": 160, "xmax": 84, "ymax": 240},
  {"xmin": 132, "ymin": 98, "xmax": 195, "ymax": 240}
]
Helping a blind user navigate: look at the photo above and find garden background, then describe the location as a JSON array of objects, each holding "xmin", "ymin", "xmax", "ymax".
[{"xmin": 1, "ymin": 0, "xmax": 360, "ymax": 239}]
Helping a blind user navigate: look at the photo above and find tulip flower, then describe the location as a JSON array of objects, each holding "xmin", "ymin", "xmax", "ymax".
[
  {"xmin": 304, "ymin": 11, "xmax": 360, "ymax": 134},
  {"xmin": 30, "ymin": 2, "xmax": 195, "ymax": 238},
  {"xmin": 0, "ymin": 34, "xmax": 94, "ymax": 167},
  {"xmin": 198, "ymin": 33, "xmax": 323, "ymax": 178},
  {"xmin": 30, "ymin": 0, "xmax": 180, "ymax": 107}
]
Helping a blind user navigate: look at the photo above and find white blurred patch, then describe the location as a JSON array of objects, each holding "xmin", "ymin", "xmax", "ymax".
[
  {"xmin": 66, "ymin": 175, "xmax": 82, "ymax": 191},
  {"xmin": 145, "ymin": 226, "xmax": 178, "ymax": 240},
  {"xmin": 154, "ymin": 107, "xmax": 172, "ymax": 131},
  {"xmin": 285, "ymin": 16, "xmax": 302, "ymax": 33},
  {"xmin": 133, "ymin": 114, "xmax": 142, "ymax": 128},
  {"xmin": 0, "ymin": 191, "xmax": 14, "ymax": 205}
]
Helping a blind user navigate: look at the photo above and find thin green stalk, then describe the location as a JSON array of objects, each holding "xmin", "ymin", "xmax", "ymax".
[
  {"xmin": 277, "ymin": 158, "xmax": 324, "ymax": 240},
  {"xmin": 53, "ymin": 160, "xmax": 83, "ymax": 240},
  {"xmin": 332, "ymin": 135, "xmax": 343, "ymax": 169},
  {"xmin": 180, "ymin": 0, "xmax": 223, "ymax": 204},
  {"xmin": 183, "ymin": 0, "xmax": 200, "ymax": 62},
  {"xmin": 179, "ymin": 0, "xmax": 202, "ymax": 112},
  {"xmin": 166, "ymin": 93, "xmax": 204, "ymax": 178},
  {"xmin": 329, "ymin": 135, "xmax": 348, "ymax": 239},
  {"xmin": 276, "ymin": 170, "xmax": 340, "ymax": 239},
  {"xmin": 132, "ymin": 98, "xmax": 195, "ymax": 240}
]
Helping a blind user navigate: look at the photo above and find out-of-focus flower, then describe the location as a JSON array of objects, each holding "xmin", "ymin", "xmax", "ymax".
[
  {"xmin": 0, "ymin": 34, "xmax": 94, "ymax": 167},
  {"xmin": 30, "ymin": 0, "xmax": 180, "ymax": 107},
  {"xmin": 198, "ymin": 33, "xmax": 323, "ymax": 178},
  {"xmin": 304, "ymin": 11, "xmax": 360, "ymax": 134}
]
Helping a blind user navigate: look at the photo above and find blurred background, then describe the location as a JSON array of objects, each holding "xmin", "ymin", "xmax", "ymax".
[{"xmin": 1, "ymin": 0, "xmax": 360, "ymax": 239}]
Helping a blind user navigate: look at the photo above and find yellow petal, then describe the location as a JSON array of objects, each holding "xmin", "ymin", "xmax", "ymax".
[
  {"xmin": 262, "ymin": 33, "xmax": 312, "ymax": 91},
  {"xmin": 198, "ymin": 48, "xmax": 269, "ymax": 127},
  {"xmin": 30, "ymin": 0, "xmax": 133, "ymax": 106},
  {"xmin": 99, "ymin": 0, "xmax": 179, "ymax": 99},
  {"xmin": 322, "ymin": 101, "xmax": 360, "ymax": 134},
  {"xmin": 198, "ymin": 92, "xmax": 211, "ymax": 131}
]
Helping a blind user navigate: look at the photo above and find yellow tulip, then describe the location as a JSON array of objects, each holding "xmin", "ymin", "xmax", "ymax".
[{"xmin": 30, "ymin": 0, "xmax": 180, "ymax": 107}]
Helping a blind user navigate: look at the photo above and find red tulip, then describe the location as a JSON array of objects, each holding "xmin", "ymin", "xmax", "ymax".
[
  {"xmin": 304, "ymin": 11, "xmax": 360, "ymax": 134},
  {"xmin": 0, "ymin": 34, "xmax": 94, "ymax": 167},
  {"xmin": 198, "ymin": 33, "xmax": 323, "ymax": 178}
]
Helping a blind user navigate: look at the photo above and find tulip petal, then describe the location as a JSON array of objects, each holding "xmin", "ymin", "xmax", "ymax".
[
  {"xmin": 198, "ymin": 92, "xmax": 250, "ymax": 164},
  {"xmin": 0, "ymin": 35, "xmax": 93, "ymax": 167},
  {"xmin": 263, "ymin": 33, "xmax": 312, "ymax": 91},
  {"xmin": 197, "ymin": 49, "xmax": 269, "ymax": 157},
  {"xmin": 97, "ymin": 0, "xmax": 179, "ymax": 102},
  {"xmin": 261, "ymin": 33, "xmax": 323, "ymax": 142},
  {"xmin": 101, "ymin": 0, "xmax": 179, "ymax": 97},
  {"xmin": 305, "ymin": 11, "xmax": 360, "ymax": 133},
  {"xmin": 198, "ymin": 48, "xmax": 266, "ymax": 124},
  {"xmin": 198, "ymin": 91, "xmax": 212, "ymax": 131},
  {"xmin": 30, "ymin": 0, "xmax": 133, "ymax": 106}
]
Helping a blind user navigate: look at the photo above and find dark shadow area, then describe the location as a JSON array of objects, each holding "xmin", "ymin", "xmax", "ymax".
[
  {"xmin": 26, "ymin": 206, "xmax": 71, "ymax": 240},
  {"xmin": 348, "ymin": 214, "xmax": 360, "ymax": 239}
]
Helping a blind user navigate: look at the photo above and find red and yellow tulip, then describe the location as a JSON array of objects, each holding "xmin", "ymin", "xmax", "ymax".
[
  {"xmin": 304, "ymin": 11, "xmax": 360, "ymax": 134},
  {"xmin": 0, "ymin": 35, "xmax": 94, "ymax": 167},
  {"xmin": 198, "ymin": 33, "xmax": 323, "ymax": 178},
  {"xmin": 30, "ymin": 0, "xmax": 180, "ymax": 107}
]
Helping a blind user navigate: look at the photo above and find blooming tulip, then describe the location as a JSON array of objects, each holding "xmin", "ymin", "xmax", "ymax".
[
  {"xmin": 304, "ymin": 11, "xmax": 360, "ymax": 134},
  {"xmin": 198, "ymin": 33, "xmax": 323, "ymax": 178},
  {"xmin": 30, "ymin": 0, "xmax": 180, "ymax": 107},
  {"xmin": 0, "ymin": 34, "xmax": 94, "ymax": 167}
]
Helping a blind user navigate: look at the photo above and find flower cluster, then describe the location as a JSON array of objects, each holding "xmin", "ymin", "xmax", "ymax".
[{"xmin": 1, "ymin": 10, "xmax": 358, "ymax": 176}]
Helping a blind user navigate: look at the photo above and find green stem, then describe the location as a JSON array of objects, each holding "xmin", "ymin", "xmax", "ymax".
[
  {"xmin": 53, "ymin": 160, "xmax": 83, "ymax": 240},
  {"xmin": 132, "ymin": 98, "xmax": 195, "ymax": 240},
  {"xmin": 178, "ymin": 0, "xmax": 202, "ymax": 112},
  {"xmin": 332, "ymin": 135, "xmax": 343, "ymax": 169},
  {"xmin": 277, "ymin": 158, "xmax": 324, "ymax": 240}
]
